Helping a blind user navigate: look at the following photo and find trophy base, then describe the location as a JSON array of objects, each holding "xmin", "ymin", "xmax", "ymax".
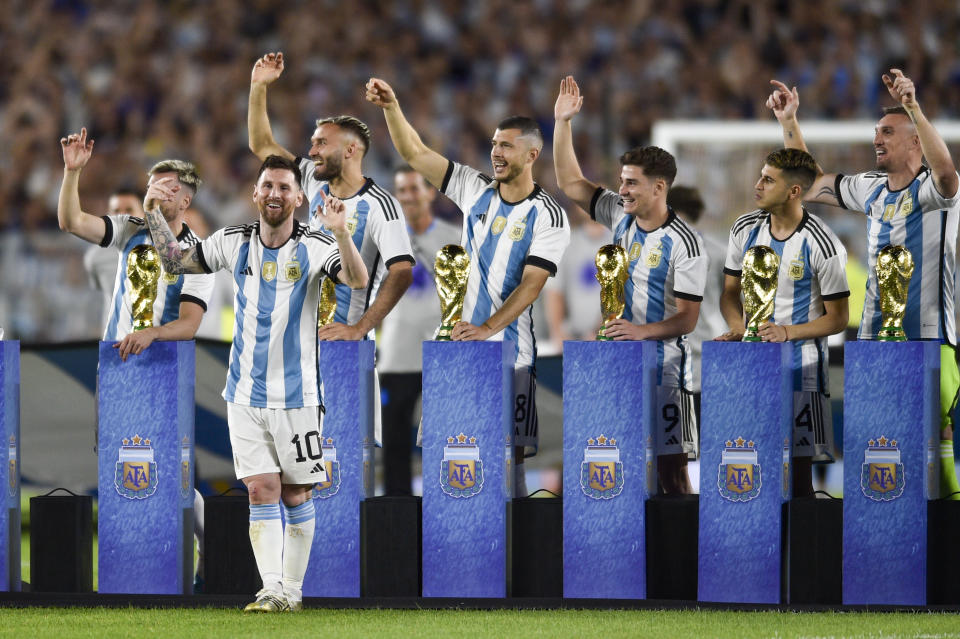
[
  {"xmin": 742, "ymin": 329, "xmax": 761, "ymax": 342},
  {"xmin": 131, "ymin": 322, "xmax": 152, "ymax": 332},
  {"xmin": 876, "ymin": 328, "xmax": 907, "ymax": 342},
  {"xmin": 436, "ymin": 325, "xmax": 454, "ymax": 341},
  {"xmin": 596, "ymin": 335, "xmax": 613, "ymax": 342}
]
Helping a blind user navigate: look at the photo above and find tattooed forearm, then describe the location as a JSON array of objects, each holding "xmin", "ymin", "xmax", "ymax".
[
  {"xmin": 143, "ymin": 208, "xmax": 203, "ymax": 274},
  {"xmin": 817, "ymin": 186, "xmax": 837, "ymax": 201}
]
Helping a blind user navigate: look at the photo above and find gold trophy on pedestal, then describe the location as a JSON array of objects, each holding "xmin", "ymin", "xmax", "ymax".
[
  {"xmin": 876, "ymin": 244, "xmax": 914, "ymax": 342},
  {"xmin": 741, "ymin": 245, "xmax": 780, "ymax": 342},
  {"xmin": 317, "ymin": 277, "xmax": 338, "ymax": 328},
  {"xmin": 595, "ymin": 244, "xmax": 629, "ymax": 341},
  {"xmin": 127, "ymin": 245, "xmax": 161, "ymax": 331},
  {"xmin": 434, "ymin": 244, "xmax": 470, "ymax": 340}
]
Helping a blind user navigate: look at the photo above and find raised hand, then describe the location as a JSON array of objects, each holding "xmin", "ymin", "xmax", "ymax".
[
  {"xmin": 315, "ymin": 190, "xmax": 349, "ymax": 235},
  {"xmin": 251, "ymin": 52, "xmax": 284, "ymax": 86},
  {"xmin": 554, "ymin": 75, "xmax": 584, "ymax": 122},
  {"xmin": 365, "ymin": 78, "xmax": 397, "ymax": 109},
  {"xmin": 60, "ymin": 127, "xmax": 94, "ymax": 170},
  {"xmin": 882, "ymin": 68, "xmax": 917, "ymax": 110},
  {"xmin": 143, "ymin": 176, "xmax": 180, "ymax": 213},
  {"xmin": 765, "ymin": 79, "xmax": 799, "ymax": 121}
]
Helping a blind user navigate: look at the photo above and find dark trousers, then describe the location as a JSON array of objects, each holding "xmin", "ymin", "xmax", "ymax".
[{"xmin": 380, "ymin": 372, "xmax": 422, "ymax": 496}]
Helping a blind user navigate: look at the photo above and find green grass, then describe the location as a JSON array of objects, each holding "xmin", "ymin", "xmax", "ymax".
[{"xmin": 0, "ymin": 608, "xmax": 957, "ymax": 638}]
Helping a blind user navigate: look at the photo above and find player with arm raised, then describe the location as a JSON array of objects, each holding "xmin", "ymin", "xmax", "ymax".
[{"xmin": 553, "ymin": 75, "xmax": 707, "ymax": 494}]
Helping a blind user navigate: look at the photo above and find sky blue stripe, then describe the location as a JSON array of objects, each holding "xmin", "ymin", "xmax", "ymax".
[
  {"xmin": 225, "ymin": 243, "xmax": 251, "ymax": 403},
  {"xmin": 789, "ymin": 241, "xmax": 812, "ymax": 390},
  {"xmin": 862, "ymin": 184, "xmax": 888, "ymax": 336},
  {"xmin": 249, "ymin": 503, "xmax": 281, "ymax": 520},
  {"xmin": 283, "ymin": 245, "xmax": 309, "ymax": 407},
  {"xmin": 644, "ymin": 235, "xmax": 671, "ymax": 325},
  {"xmin": 498, "ymin": 207, "xmax": 537, "ymax": 300},
  {"xmin": 105, "ymin": 230, "xmax": 150, "ymax": 339},
  {"xmin": 618, "ymin": 218, "xmax": 638, "ymax": 322},
  {"xmin": 902, "ymin": 181, "xmax": 927, "ymax": 339},
  {"xmin": 469, "ymin": 197, "xmax": 508, "ymax": 325},
  {"xmin": 283, "ymin": 500, "xmax": 315, "ymax": 524},
  {"xmin": 249, "ymin": 248, "xmax": 279, "ymax": 406},
  {"xmin": 334, "ymin": 199, "xmax": 370, "ymax": 323},
  {"xmin": 159, "ymin": 273, "xmax": 183, "ymax": 325}
]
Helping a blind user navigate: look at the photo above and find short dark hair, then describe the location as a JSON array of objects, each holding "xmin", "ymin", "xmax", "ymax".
[
  {"xmin": 257, "ymin": 155, "xmax": 303, "ymax": 186},
  {"xmin": 148, "ymin": 159, "xmax": 201, "ymax": 194},
  {"xmin": 316, "ymin": 115, "xmax": 372, "ymax": 157},
  {"xmin": 496, "ymin": 115, "xmax": 543, "ymax": 148},
  {"xmin": 764, "ymin": 148, "xmax": 818, "ymax": 192},
  {"xmin": 882, "ymin": 105, "xmax": 910, "ymax": 118},
  {"xmin": 619, "ymin": 146, "xmax": 677, "ymax": 186},
  {"xmin": 667, "ymin": 185, "xmax": 704, "ymax": 223}
]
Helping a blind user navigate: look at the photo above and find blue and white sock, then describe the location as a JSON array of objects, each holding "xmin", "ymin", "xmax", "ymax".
[
  {"xmin": 249, "ymin": 503, "xmax": 283, "ymax": 594},
  {"xmin": 282, "ymin": 500, "xmax": 316, "ymax": 602}
]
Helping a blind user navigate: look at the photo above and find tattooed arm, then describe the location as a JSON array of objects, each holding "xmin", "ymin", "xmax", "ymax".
[{"xmin": 143, "ymin": 206, "xmax": 205, "ymax": 274}]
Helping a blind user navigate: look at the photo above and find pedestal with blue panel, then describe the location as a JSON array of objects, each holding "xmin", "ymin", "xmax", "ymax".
[
  {"xmin": 562, "ymin": 341, "xmax": 656, "ymax": 599},
  {"xmin": 303, "ymin": 340, "xmax": 375, "ymax": 597},
  {"xmin": 843, "ymin": 341, "xmax": 938, "ymax": 605},
  {"xmin": 421, "ymin": 341, "xmax": 514, "ymax": 598},
  {"xmin": 0, "ymin": 342, "xmax": 20, "ymax": 592},
  {"xmin": 98, "ymin": 341, "xmax": 195, "ymax": 594},
  {"xmin": 698, "ymin": 341, "xmax": 792, "ymax": 604}
]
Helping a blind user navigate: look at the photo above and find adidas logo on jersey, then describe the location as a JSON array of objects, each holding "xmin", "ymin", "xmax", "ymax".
[
  {"xmin": 797, "ymin": 437, "xmax": 810, "ymax": 446},
  {"xmin": 664, "ymin": 435, "xmax": 679, "ymax": 446},
  {"xmin": 241, "ymin": 266, "xmax": 254, "ymax": 276},
  {"xmin": 309, "ymin": 462, "xmax": 325, "ymax": 474}
]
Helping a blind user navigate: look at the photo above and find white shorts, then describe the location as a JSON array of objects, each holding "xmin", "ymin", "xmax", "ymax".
[
  {"xmin": 793, "ymin": 391, "xmax": 835, "ymax": 462},
  {"xmin": 227, "ymin": 403, "xmax": 327, "ymax": 484},
  {"xmin": 655, "ymin": 385, "xmax": 698, "ymax": 459}
]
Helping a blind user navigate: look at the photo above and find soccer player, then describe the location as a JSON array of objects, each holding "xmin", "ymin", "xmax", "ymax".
[
  {"xmin": 366, "ymin": 77, "xmax": 571, "ymax": 497},
  {"xmin": 379, "ymin": 166, "xmax": 461, "ymax": 495},
  {"xmin": 716, "ymin": 149, "xmax": 849, "ymax": 496},
  {"xmin": 142, "ymin": 155, "xmax": 367, "ymax": 612},
  {"xmin": 768, "ymin": 69, "xmax": 960, "ymax": 499},
  {"xmin": 553, "ymin": 75, "xmax": 706, "ymax": 494}
]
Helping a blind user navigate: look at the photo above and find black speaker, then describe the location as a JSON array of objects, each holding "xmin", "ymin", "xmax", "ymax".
[
  {"xmin": 786, "ymin": 497, "xmax": 842, "ymax": 604},
  {"xmin": 928, "ymin": 499, "xmax": 960, "ymax": 604},
  {"xmin": 509, "ymin": 497, "xmax": 562, "ymax": 597},
  {"xmin": 203, "ymin": 494, "xmax": 259, "ymax": 595},
  {"xmin": 29, "ymin": 494, "xmax": 93, "ymax": 592},
  {"xmin": 645, "ymin": 494, "xmax": 698, "ymax": 600},
  {"xmin": 361, "ymin": 496, "xmax": 421, "ymax": 597}
]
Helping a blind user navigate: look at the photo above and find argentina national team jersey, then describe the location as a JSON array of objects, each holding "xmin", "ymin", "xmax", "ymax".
[
  {"xmin": 100, "ymin": 214, "xmax": 214, "ymax": 340},
  {"xmin": 590, "ymin": 188, "xmax": 707, "ymax": 389},
  {"xmin": 724, "ymin": 209, "xmax": 849, "ymax": 392},
  {"xmin": 441, "ymin": 162, "xmax": 570, "ymax": 370},
  {"xmin": 836, "ymin": 168, "xmax": 960, "ymax": 344},
  {"xmin": 297, "ymin": 159, "xmax": 414, "ymax": 334},
  {"xmin": 196, "ymin": 220, "xmax": 343, "ymax": 409}
]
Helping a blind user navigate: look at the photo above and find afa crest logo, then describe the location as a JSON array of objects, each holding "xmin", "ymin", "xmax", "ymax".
[
  {"xmin": 180, "ymin": 436, "xmax": 191, "ymax": 499},
  {"xmin": 312, "ymin": 437, "xmax": 341, "ymax": 500},
  {"xmin": 440, "ymin": 433, "xmax": 484, "ymax": 498},
  {"xmin": 284, "ymin": 258, "xmax": 302, "ymax": 282},
  {"xmin": 788, "ymin": 252, "xmax": 805, "ymax": 281},
  {"xmin": 162, "ymin": 269, "xmax": 180, "ymax": 285},
  {"xmin": 860, "ymin": 435, "xmax": 905, "ymax": 501},
  {"xmin": 509, "ymin": 221, "xmax": 526, "ymax": 241},
  {"xmin": 8, "ymin": 435, "xmax": 17, "ymax": 498},
  {"xmin": 645, "ymin": 241, "xmax": 663, "ymax": 268},
  {"xmin": 718, "ymin": 437, "xmax": 761, "ymax": 502},
  {"xmin": 580, "ymin": 434, "xmax": 624, "ymax": 500},
  {"xmin": 115, "ymin": 434, "xmax": 159, "ymax": 500}
]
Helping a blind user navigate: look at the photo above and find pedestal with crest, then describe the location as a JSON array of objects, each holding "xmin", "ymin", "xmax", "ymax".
[{"xmin": 0, "ymin": 341, "xmax": 20, "ymax": 592}]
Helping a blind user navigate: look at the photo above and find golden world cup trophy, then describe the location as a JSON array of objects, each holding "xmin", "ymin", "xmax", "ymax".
[
  {"xmin": 126, "ymin": 244, "xmax": 161, "ymax": 331},
  {"xmin": 595, "ymin": 244, "xmax": 629, "ymax": 341},
  {"xmin": 741, "ymin": 245, "xmax": 780, "ymax": 342},
  {"xmin": 876, "ymin": 244, "xmax": 914, "ymax": 342},
  {"xmin": 434, "ymin": 244, "xmax": 470, "ymax": 340},
  {"xmin": 317, "ymin": 277, "xmax": 338, "ymax": 328}
]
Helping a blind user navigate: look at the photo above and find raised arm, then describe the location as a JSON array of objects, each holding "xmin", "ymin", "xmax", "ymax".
[
  {"xmin": 57, "ymin": 128, "xmax": 107, "ymax": 243},
  {"xmin": 883, "ymin": 68, "xmax": 959, "ymax": 198},
  {"xmin": 248, "ymin": 52, "xmax": 296, "ymax": 162},
  {"xmin": 315, "ymin": 191, "xmax": 368, "ymax": 289},
  {"xmin": 553, "ymin": 76, "xmax": 600, "ymax": 211},
  {"xmin": 365, "ymin": 78, "xmax": 449, "ymax": 189},
  {"xmin": 142, "ymin": 178, "xmax": 205, "ymax": 274}
]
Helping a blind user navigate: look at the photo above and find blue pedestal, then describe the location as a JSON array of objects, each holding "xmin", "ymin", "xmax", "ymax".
[
  {"xmin": 303, "ymin": 340, "xmax": 375, "ymax": 597},
  {"xmin": 421, "ymin": 341, "xmax": 515, "ymax": 598},
  {"xmin": 562, "ymin": 341, "xmax": 656, "ymax": 599},
  {"xmin": 698, "ymin": 341, "xmax": 792, "ymax": 604},
  {"xmin": 843, "ymin": 341, "xmax": 938, "ymax": 605},
  {"xmin": 97, "ymin": 341, "xmax": 195, "ymax": 594},
  {"xmin": 0, "ymin": 342, "xmax": 20, "ymax": 592}
]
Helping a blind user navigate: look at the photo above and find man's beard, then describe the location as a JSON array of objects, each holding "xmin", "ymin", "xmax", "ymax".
[{"xmin": 313, "ymin": 153, "xmax": 344, "ymax": 181}]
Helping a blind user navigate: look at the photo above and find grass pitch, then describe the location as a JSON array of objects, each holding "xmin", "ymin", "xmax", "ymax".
[{"xmin": 0, "ymin": 608, "xmax": 958, "ymax": 639}]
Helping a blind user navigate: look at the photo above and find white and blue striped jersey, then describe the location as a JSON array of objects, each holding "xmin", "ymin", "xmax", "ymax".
[
  {"xmin": 836, "ymin": 168, "xmax": 960, "ymax": 344},
  {"xmin": 100, "ymin": 214, "xmax": 214, "ymax": 340},
  {"xmin": 724, "ymin": 209, "xmax": 849, "ymax": 393},
  {"xmin": 441, "ymin": 162, "xmax": 570, "ymax": 370},
  {"xmin": 590, "ymin": 188, "xmax": 707, "ymax": 390},
  {"xmin": 196, "ymin": 219, "xmax": 343, "ymax": 409},
  {"xmin": 298, "ymin": 160, "xmax": 414, "ymax": 335}
]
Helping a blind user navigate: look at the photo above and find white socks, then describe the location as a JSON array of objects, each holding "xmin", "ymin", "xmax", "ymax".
[
  {"xmin": 248, "ymin": 503, "xmax": 283, "ymax": 594},
  {"xmin": 281, "ymin": 500, "xmax": 316, "ymax": 603}
]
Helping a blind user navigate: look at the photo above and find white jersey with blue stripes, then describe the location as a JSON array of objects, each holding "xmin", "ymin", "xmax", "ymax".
[
  {"xmin": 590, "ymin": 188, "xmax": 707, "ymax": 390},
  {"xmin": 196, "ymin": 220, "xmax": 343, "ymax": 409},
  {"xmin": 441, "ymin": 162, "xmax": 570, "ymax": 370},
  {"xmin": 100, "ymin": 214, "xmax": 214, "ymax": 340},
  {"xmin": 298, "ymin": 160, "xmax": 414, "ymax": 335},
  {"xmin": 836, "ymin": 168, "xmax": 960, "ymax": 344},
  {"xmin": 724, "ymin": 209, "xmax": 849, "ymax": 393}
]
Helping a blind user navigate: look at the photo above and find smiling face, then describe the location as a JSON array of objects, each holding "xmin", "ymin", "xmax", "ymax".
[
  {"xmin": 308, "ymin": 123, "xmax": 350, "ymax": 181},
  {"xmin": 617, "ymin": 165, "xmax": 663, "ymax": 217},
  {"xmin": 490, "ymin": 128, "xmax": 536, "ymax": 184},
  {"xmin": 253, "ymin": 167, "xmax": 304, "ymax": 228},
  {"xmin": 874, "ymin": 113, "xmax": 919, "ymax": 173}
]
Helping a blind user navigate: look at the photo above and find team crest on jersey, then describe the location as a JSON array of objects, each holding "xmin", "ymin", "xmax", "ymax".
[
  {"xmin": 860, "ymin": 435, "xmax": 905, "ymax": 501},
  {"xmin": 162, "ymin": 269, "xmax": 180, "ymax": 285},
  {"xmin": 882, "ymin": 203, "xmax": 896, "ymax": 222},
  {"xmin": 312, "ymin": 437, "xmax": 341, "ymax": 499},
  {"xmin": 509, "ymin": 220, "xmax": 527, "ymax": 241},
  {"xmin": 628, "ymin": 241, "xmax": 642, "ymax": 262},
  {"xmin": 718, "ymin": 437, "xmax": 761, "ymax": 502},
  {"xmin": 261, "ymin": 261, "xmax": 278, "ymax": 282},
  {"xmin": 491, "ymin": 216, "xmax": 508, "ymax": 235},
  {"xmin": 346, "ymin": 209, "xmax": 359, "ymax": 235},
  {"xmin": 180, "ymin": 436, "xmax": 191, "ymax": 499},
  {"xmin": 645, "ymin": 240, "xmax": 663, "ymax": 268},
  {"xmin": 284, "ymin": 258, "xmax": 302, "ymax": 282},
  {"xmin": 788, "ymin": 252, "xmax": 805, "ymax": 280},
  {"xmin": 8, "ymin": 435, "xmax": 17, "ymax": 497},
  {"xmin": 115, "ymin": 434, "xmax": 158, "ymax": 500},
  {"xmin": 899, "ymin": 192, "xmax": 914, "ymax": 217},
  {"xmin": 440, "ymin": 433, "xmax": 484, "ymax": 498},
  {"xmin": 579, "ymin": 434, "xmax": 624, "ymax": 500}
]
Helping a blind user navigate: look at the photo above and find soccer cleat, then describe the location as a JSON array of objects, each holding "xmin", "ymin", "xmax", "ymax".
[
  {"xmin": 243, "ymin": 589, "xmax": 289, "ymax": 613},
  {"xmin": 286, "ymin": 599, "xmax": 303, "ymax": 612}
]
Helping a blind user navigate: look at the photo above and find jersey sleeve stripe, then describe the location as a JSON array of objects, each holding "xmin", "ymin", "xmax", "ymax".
[
  {"xmin": 674, "ymin": 290, "xmax": 703, "ymax": 302},
  {"xmin": 731, "ymin": 211, "xmax": 765, "ymax": 235},
  {"xmin": 588, "ymin": 187, "xmax": 604, "ymax": 221},
  {"xmin": 440, "ymin": 160, "xmax": 455, "ymax": 193},
  {"xmin": 822, "ymin": 291, "xmax": 850, "ymax": 300},
  {"xmin": 537, "ymin": 193, "xmax": 565, "ymax": 228},
  {"xmin": 195, "ymin": 243, "xmax": 214, "ymax": 274},
  {"xmin": 180, "ymin": 293, "xmax": 208, "ymax": 311},
  {"xmin": 385, "ymin": 254, "xmax": 415, "ymax": 267},
  {"xmin": 525, "ymin": 255, "xmax": 557, "ymax": 276},
  {"xmin": 99, "ymin": 216, "xmax": 114, "ymax": 247},
  {"xmin": 669, "ymin": 217, "xmax": 701, "ymax": 257},
  {"xmin": 370, "ymin": 185, "xmax": 401, "ymax": 221},
  {"xmin": 834, "ymin": 174, "xmax": 847, "ymax": 209},
  {"xmin": 804, "ymin": 217, "xmax": 839, "ymax": 258},
  {"xmin": 723, "ymin": 266, "xmax": 742, "ymax": 277}
]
